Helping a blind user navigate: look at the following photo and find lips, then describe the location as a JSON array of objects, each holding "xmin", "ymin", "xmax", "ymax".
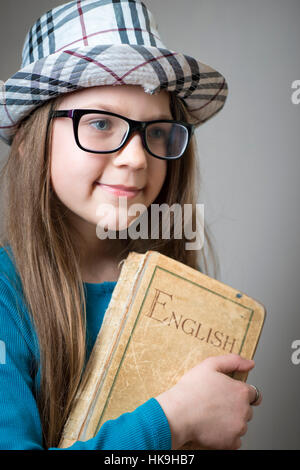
[
  {"xmin": 95, "ymin": 182, "xmax": 143, "ymax": 198},
  {"xmin": 103, "ymin": 184, "xmax": 142, "ymax": 191}
]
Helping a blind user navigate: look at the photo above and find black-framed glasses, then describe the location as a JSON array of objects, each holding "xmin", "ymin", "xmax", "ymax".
[{"xmin": 49, "ymin": 109, "xmax": 195, "ymax": 160}]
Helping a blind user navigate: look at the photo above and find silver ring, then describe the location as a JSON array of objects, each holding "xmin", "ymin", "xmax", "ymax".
[{"xmin": 249, "ymin": 385, "xmax": 260, "ymax": 405}]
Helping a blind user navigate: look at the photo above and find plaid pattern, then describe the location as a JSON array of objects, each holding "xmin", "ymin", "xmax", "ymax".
[{"xmin": 0, "ymin": 0, "xmax": 228, "ymax": 146}]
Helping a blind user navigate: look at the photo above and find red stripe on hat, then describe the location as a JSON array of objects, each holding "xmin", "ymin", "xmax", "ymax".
[
  {"xmin": 77, "ymin": 0, "xmax": 88, "ymax": 46},
  {"xmin": 0, "ymin": 102, "xmax": 15, "ymax": 127},
  {"xmin": 64, "ymin": 50, "xmax": 125, "ymax": 84},
  {"xmin": 118, "ymin": 52, "xmax": 179, "ymax": 83}
]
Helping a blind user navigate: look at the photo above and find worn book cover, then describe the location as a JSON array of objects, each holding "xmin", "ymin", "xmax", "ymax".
[{"xmin": 59, "ymin": 250, "xmax": 266, "ymax": 449}]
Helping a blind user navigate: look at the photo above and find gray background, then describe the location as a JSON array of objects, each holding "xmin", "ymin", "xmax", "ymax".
[{"xmin": 0, "ymin": 0, "xmax": 299, "ymax": 449}]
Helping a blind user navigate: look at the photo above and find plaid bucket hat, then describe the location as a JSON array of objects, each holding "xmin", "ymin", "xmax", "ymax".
[{"xmin": 0, "ymin": 0, "xmax": 228, "ymax": 146}]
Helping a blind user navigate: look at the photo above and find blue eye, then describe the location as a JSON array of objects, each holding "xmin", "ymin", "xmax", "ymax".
[
  {"xmin": 148, "ymin": 127, "xmax": 166, "ymax": 139},
  {"xmin": 91, "ymin": 119, "xmax": 111, "ymax": 131}
]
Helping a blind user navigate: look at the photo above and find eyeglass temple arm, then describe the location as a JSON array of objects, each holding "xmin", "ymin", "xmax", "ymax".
[{"xmin": 51, "ymin": 110, "xmax": 73, "ymax": 118}]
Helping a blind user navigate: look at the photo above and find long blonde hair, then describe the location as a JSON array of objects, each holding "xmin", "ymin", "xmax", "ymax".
[{"xmin": 0, "ymin": 90, "xmax": 218, "ymax": 448}]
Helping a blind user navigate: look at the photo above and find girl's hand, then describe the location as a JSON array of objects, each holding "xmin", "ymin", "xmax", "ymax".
[{"xmin": 156, "ymin": 354, "xmax": 262, "ymax": 450}]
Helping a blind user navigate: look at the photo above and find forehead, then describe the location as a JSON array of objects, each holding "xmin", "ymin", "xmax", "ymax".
[{"xmin": 56, "ymin": 85, "xmax": 171, "ymax": 113}]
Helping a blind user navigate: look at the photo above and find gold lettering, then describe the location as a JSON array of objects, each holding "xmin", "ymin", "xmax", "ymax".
[
  {"xmin": 195, "ymin": 325, "xmax": 212, "ymax": 342},
  {"xmin": 181, "ymin": 318, "xmax": 196, "ymax": 336},
  {"xmin": 194, "ymin": 322, "xmax": 203, "ymax": 339},
  {"xmin": 211, "ymin": 330, "xmax": 223, "ymax": 348},
  {"xmin": 167, "ymin": 312, "xmax": 182, "ymax": 329},
  {"xmin": 223, "ymin": 335, "xmax": 237, "ymax": 353},
  {"xmin": 146, "ymin": 298, "xmax": 238, "ymax": 354},
  {"xmin": 206, "ymin": 328, "xmax": 212, "ymax": 343},
  {"xmin": 146, "ymin": 288, "xmax": 173, "ymax": 323}
]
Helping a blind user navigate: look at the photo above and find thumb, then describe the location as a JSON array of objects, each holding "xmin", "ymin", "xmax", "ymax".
[{"xmin": 208, "ymin": 354, "xmax": 255, "ymax": 374}]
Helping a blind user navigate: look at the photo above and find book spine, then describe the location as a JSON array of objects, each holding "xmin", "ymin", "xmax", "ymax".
[{"xmin": 58, "ymin": 251, "xmax": 150, "ymax": 448}]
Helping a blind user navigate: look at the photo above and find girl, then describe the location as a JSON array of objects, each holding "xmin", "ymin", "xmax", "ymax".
[{"xmin": 0, "ymin": 0, "xmax": 261, "ymax": 450}]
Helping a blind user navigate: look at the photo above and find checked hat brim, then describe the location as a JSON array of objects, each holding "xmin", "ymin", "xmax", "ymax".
[{"xmin": 0, "ymin": 43, "xmax": 228, "ymax": 146}]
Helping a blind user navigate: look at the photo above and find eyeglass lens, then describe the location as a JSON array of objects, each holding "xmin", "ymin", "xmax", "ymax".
[{"xmin": 77, "ymin": 113, "xmax": 189, "ymax": 158}]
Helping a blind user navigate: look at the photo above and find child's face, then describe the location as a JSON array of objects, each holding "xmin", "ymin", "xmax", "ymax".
[{"xmin": 50, "ymin": 85, "xmax": 169, "ymax": 233}]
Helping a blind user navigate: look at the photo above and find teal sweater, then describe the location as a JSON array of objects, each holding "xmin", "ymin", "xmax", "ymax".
[{"xmin": 0, "ymin": 246, "xmax": 171, "ymax": 450}]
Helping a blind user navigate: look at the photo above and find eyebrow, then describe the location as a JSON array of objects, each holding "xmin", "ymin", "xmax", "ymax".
[{"xmin": 81, "ymin": 103, "xmax": 173, "ymax": 120}]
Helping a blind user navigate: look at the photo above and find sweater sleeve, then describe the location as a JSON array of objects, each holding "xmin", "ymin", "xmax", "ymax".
[{"xmin": 0, "ymin": 277, "xmax": 171, "ymax": 450}]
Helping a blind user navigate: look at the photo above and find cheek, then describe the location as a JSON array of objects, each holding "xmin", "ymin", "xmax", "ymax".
[
  {"xmin": 50, "ymin": 121, "xmax": 75, "ymax": 192},
  {"xmin": 50, "ymin": 122, "xmax": 104, "ymax": 197},
  {"xmin": 147, "ymin": 159, "xmax": 167, "ymax": 198}
]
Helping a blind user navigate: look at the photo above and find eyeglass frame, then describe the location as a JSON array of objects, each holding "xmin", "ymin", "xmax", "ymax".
[{"xmin": 48, "ymin": 108, "xmax": 195, "ymax": 161}]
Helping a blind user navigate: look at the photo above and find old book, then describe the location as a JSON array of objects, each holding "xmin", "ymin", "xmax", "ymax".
[{"xmin": 59, "ymin": 250, "xmax": 266, "ymax": 449}]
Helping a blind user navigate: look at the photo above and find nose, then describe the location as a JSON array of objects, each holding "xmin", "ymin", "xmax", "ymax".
[{"xmin": 113, "ymin": 131, "xmax": 148, "ymax": 170}]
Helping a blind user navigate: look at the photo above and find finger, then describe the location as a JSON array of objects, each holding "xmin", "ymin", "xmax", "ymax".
[
  {"xmin": 248, "ymin": 385, "xmax": 262, "ymax": 406},
  {"xmin": 209, "ymin": 354, "xmax": 255, "ymax": 375}
]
